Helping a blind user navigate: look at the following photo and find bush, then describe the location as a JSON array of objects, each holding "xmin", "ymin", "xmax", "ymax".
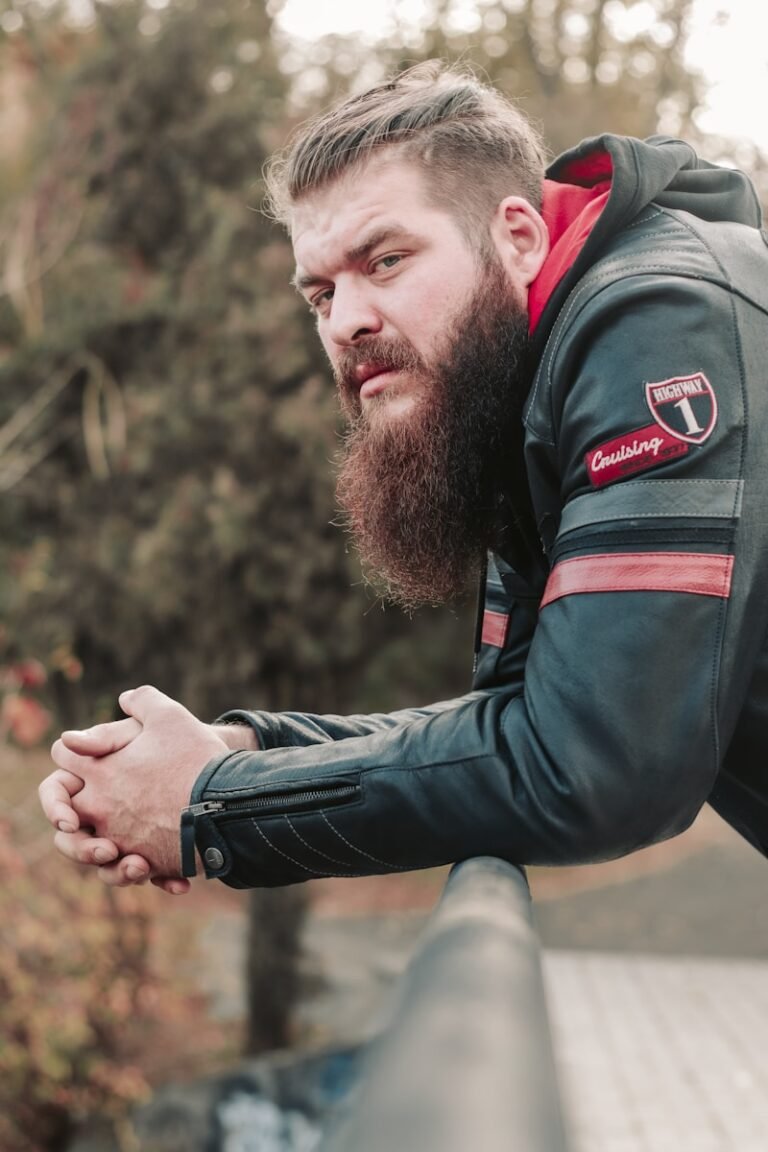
[
  {"xmin": 0, "ymin": 653, "xmax": 188, "ymax": 1152},
  {"xmin": 0, "ymin": 819, "xmax": 154, "ymax": 1151}
]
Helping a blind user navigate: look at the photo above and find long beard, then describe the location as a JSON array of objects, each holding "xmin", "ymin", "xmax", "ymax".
[{"xmin": 334, "ymin": 262, "xmax": 533, "ymax": 609}]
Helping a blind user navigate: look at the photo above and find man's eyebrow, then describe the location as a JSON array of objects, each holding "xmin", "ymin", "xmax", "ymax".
[{"xmin": 292, "ymin": 225, "xmax": 412, "ymax": 293}]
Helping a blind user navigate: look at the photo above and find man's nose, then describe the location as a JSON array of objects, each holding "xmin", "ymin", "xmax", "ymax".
[{"xmin": 327, "ymin": 281, "xmax": 383, "ymax": 346}]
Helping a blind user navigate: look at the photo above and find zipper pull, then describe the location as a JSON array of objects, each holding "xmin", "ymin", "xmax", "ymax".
[{"xmin": 180, "ymin": 801, "xmax": 224, "ymax": 878}]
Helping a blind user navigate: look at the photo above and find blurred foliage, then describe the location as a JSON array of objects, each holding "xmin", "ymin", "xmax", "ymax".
[
  {"xmin": 0, "ymin": 0, "xmax": 713, "ymax": 733},
  {"xmin": 0, "ymin": 0, "xmax": 389, "ymax": 730},
  {"xmin": 0, "ymin": 813, "xmax": 170, "ymax": 1152},
  {"xmin": 0, "ymin": 653, "xmax": 214, "ymax": 1152},
  {"xmin": 0, "ymin": 650, "xmax": 54, "ymax": 746},
  {"xmin": 276, "ymin": 0, "xmax": 703, "ymax": 151}
]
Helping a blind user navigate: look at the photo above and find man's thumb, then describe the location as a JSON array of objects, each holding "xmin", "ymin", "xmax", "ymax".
[
  {"xmin": 61, "ymin": 716, "xmax": 141, "ymax": 756},
  {"xmin": 118, "ymin": 684, "xmax": 168, "ymax": 722}
]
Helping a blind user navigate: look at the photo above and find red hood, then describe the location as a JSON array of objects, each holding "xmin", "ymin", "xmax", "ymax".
[{"xmin": 528, "ymin": 165, "xmax": 611, "ymax": 333}]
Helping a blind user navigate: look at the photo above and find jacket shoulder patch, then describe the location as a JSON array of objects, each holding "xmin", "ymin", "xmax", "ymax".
[
  {"xmin": 585, "ymin": 424, "xmax": 688, "ymax": 488},
  {"xmin": 645, "ymin": 372, "xmax": 717, "ymax": 444}
]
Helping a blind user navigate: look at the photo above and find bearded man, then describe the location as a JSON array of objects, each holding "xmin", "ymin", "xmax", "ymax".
[{"xmin": 40, "ymin": 61, "xmax": 768, "ymax": 893}]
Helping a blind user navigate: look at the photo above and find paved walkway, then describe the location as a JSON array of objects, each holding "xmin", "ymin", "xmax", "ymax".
[
  {"xmin": 196, "ymin": 812, "xmax": 768, "ymax": 1151},
  {"xmin": 544, "ymin": 951, "xmax": 768, "ymax": 1152},
  {"xmin": 199, "ymin": 915, "xmax": 768, "ymax": 1151}
]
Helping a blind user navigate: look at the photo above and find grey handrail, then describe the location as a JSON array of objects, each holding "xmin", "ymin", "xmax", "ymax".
[{"xmin": 320, "ymin": 856, "xmax": 570, "ymax": 1152}]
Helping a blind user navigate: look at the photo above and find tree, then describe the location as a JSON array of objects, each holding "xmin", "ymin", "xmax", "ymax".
[
  {"xmin": 0, "ymin": 0, "xmax": 475, "ymax": 1087},
  {"xmin": 273, "ymin": 0, "xmax": 702, "ymax": 152}
]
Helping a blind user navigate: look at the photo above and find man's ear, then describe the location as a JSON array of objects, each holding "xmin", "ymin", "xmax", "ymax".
[{"xmin": 489, "ymin": 197, "xmax": 549, "ymax": 290}]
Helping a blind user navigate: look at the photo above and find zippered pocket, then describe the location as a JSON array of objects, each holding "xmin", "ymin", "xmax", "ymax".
[{"xmin": 180, "ymin": 780, "xmax": 361, "ymax": 877}]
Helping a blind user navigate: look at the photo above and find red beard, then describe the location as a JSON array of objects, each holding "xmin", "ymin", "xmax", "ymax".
[{"xmin": 334, "ymin": 261, "xmax": 532, "ymax": 608}]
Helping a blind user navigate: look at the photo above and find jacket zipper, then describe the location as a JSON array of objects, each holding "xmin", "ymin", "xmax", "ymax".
[{"xmin": 180, "ymin": 783, "xmax": 359, "ymax": 878}]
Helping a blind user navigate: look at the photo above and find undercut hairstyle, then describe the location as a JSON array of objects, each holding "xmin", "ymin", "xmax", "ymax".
[{"xmin": 264, "ymin": 60, "xmax": 548, "ymax": 242}]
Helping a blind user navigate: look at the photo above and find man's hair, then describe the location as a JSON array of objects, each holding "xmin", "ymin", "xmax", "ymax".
[{"xmin": 264, "ymin": 60, "xmax": 548, "ymax": 240}]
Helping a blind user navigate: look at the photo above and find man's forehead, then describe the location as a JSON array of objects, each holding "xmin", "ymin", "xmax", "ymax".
[{"xmin": 290, "ymin": 155, "xmax": 432, "ymax": 265}]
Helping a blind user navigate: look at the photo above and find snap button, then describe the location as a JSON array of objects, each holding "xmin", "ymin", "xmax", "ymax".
[{"xmin": 204, "ymin": 847, "xmax": 225, "ymax": 871}]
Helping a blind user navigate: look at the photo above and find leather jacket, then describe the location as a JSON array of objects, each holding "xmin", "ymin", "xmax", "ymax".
[{"xmin": 181, "ymin": 135, "xmax": 768, "ymax": 887}]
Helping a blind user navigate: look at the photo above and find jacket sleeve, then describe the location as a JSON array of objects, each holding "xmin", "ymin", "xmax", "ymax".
[
  {"xmin": 216, "ymin": 698, "xmax": 480, "ymax": 749},
  {"xmin": 216, "ymin": 555, "xmax": 534, "ymax": 749},
  {"xmin": 186, "ymin": 270, "xmax": 760, "ymax": 888}
]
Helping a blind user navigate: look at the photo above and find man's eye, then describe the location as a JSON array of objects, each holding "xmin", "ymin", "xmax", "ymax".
[
  {"xmin": 372, "ymin": 254, "xmax": 401, "ymax": 272},
  {"xmin": 310, "ymin": 288, "xmax": 334, "ymax": 313}
]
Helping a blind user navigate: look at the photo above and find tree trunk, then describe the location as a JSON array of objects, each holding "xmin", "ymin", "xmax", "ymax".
[{"xmin": 244, "ymin": 886, "xmax": 309, "ymax": 1054}]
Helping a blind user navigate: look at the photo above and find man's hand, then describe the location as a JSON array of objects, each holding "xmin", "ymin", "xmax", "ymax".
[
  {"xmin": 40, "ymin": 714, "xmax": 170, "ymax": 888},
  {"xmin": 40, "ymin": 687, "xmax": 254, "ymax": 892}
]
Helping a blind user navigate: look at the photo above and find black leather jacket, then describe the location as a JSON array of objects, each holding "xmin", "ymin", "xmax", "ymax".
[{"xmin": 182, "ymin": 136, "xmax": 768, "ymax": 887}]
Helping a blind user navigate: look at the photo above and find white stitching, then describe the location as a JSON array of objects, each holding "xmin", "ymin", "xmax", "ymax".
[
  {"xmin": 623, "ymin": 208, "xmax": 664, "ymax": 230},
  {"xmin": 283, "ymin": 814, "xmax": 353, "ymax": 870},
  {"xmin": 249, "ymin": 815, "xmax": 363, "ymax": 875},
  {"xmin": 319, "ymin": 810, "xmax": 409, "ymax": 871}
]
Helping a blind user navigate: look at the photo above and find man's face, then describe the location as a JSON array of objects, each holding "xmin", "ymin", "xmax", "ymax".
[
  {"xmin": 292, "ymin": 155, "xmax": 524, "ymax": 422},
  {"xmin": 291, "ymin": 156, "xmax": 533, "ymax": 606}
]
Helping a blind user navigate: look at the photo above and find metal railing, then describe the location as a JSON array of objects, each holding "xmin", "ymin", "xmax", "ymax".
[{"xmin": 320, "ymin": 856, "xmax": 570, "ymax": 1152}]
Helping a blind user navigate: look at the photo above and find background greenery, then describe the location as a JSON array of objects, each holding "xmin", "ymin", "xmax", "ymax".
[
  {"xmin": 0, "ymin": 1, "xmax": 762, "ymax": 1147},
  {"xmin": 0, "ymin": 0, "xmax": 711, "ymax": 728}
]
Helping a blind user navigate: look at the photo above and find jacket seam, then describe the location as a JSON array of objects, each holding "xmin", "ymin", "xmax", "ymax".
[
  {"xmin": 526, "ymin": 221, "xmax": 731, "ymax": 445},
  {"xmin": 544, "ymin": 262, "xmax": 720, "ymax": 402},
  {"xmin": 561, "ymin": 509, "xmax": 738, "ymax": 522},
  {"xmin": 623, "ymin": 206, "xmax": 664, "ymax": 229},
  {"xmin": 665, "ymin": 211, "xmax": 747, "ymax": 767}
]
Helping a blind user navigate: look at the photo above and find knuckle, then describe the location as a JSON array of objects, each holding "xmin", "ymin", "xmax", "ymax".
[
  {"xmin": 132, "ymin": 684, "xmax": 155, "ymax": 697},
  {"xmin": 50, "ymin": 741, "xmax": 67, "ymax": 767}
]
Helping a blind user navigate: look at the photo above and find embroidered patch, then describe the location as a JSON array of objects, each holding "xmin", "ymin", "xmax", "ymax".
[
  {"xmin": 585, "ymin": 424, "xmax": 688, "ymax": 488},
  {"xmin": 645, "ymin": 373, "xmax": 717, "ymax": 444}
]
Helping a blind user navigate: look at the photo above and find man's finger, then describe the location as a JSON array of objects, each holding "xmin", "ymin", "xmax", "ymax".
[
  {"xmin": 60, "ymin": 717, "xmax": 142, "ymax": 758},
  {"xmin": 39, "ymin": 769, "xmax": 85, "ymax": 832},
  {"xmin": 53, "ymin": 828, "xmax": 120, "ymax": 866},
  {"xmin": 95, "ymin": 855, "xmax": 153, "ymax": 887},
  {"xmin": 151, "ymin": 876, "xmax": 192, "ymax": 896}
]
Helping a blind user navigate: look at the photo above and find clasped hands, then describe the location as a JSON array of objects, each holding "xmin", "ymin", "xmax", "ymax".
[{"xmin": 38, "ymin": 685, "xmax": 254, "ymax": 895}]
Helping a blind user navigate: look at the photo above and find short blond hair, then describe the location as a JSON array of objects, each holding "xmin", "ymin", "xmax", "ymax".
[{"xmin": 264, "ymin": 60, "xmax": 547, "ymax": 240}]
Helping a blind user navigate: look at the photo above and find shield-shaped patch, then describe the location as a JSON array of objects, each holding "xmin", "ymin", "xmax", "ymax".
[{"xmin": 645, "ymin": 373, "xmax": 717, "ymax": 445}]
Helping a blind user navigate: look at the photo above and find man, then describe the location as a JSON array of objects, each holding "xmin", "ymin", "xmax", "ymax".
[{"xmin": 40, "ymin": 61, "xmax": 768, "ymax": 894}]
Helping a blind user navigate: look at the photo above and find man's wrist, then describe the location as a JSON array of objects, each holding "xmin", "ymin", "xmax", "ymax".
[{"xmin": 210, "ymin": 722, "xmax": 260, "ymax": 752}]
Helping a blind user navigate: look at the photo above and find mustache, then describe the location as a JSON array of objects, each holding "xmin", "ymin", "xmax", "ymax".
[{"xmin": 333, "ymin": 336, "xmax": 427, "ymax": 395}]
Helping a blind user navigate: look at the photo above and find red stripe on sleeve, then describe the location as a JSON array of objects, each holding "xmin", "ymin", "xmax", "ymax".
[
  {"xmin": 541, "ymin": 552, "xmax": 734, "ymax": 609},
  {"xmin": 481, "ymin": 610, "xmax": 510, "ymax": 648}
]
